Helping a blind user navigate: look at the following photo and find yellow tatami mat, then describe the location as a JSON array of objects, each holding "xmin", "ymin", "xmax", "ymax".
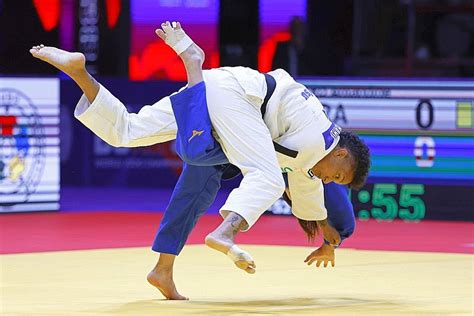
[{"xmin": 1, "ymin": 245, "xmax": 472, "ymax": 315}]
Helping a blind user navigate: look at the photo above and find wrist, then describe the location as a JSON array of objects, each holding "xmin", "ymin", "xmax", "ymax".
[{"xmin": 324, "ymin": 239, "xmax": 338, "ymax": 249}]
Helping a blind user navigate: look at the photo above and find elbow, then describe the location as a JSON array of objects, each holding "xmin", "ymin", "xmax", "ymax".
[
  {"xmin": 344, "ymin": 205, "xmax": 356, "ymax": 239},
  {"xmin": 341, "ymin": 220, "xmax": 356, "ymax": 240},
  {"xmin": 338, "ymin": 213, "xmax": 356, "ymax": 241}
]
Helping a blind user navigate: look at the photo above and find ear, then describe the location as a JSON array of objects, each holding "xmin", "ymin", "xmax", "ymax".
[{"xmin": 333, "ymin": 147, "xmax": 349, "ymax": 158}]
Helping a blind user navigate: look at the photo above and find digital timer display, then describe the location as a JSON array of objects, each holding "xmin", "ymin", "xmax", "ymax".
[
  {"xmin": 350, "ymin": 183, "xmax": 473, "ymax": 221},
  {"xmin": 351, "ymin": 184, "xmax": 426, "ymax": 221}
]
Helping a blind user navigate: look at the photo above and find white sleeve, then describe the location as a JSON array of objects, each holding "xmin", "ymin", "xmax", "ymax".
[
  {"xmin": 74, "ymin": 84, "xmax": 177, "ymax": 147},
  {"xmin": 287, "ymin": 169, "xmax": 327, "ymax": 221}
]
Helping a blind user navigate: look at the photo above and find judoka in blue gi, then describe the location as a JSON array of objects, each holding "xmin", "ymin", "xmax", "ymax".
[{"xmin": 30, "ymin": 21, "xmax": 370, "ymax": 300}]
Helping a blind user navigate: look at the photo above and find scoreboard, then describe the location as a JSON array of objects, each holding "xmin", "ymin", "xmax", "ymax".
[{"xmin": 270, "ymin": 78, "xmax": 473, "ymax": 221}]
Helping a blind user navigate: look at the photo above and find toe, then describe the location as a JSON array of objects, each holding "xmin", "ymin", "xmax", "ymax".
[
  {"xmin": 30, "ymin": 48, "xmax": 40, "ymax": 56},
  {"xmin": 155, "ymin": 29, "xmax": 166, "ymax": 41},
  {"xmin": 245, "ymin": 267, "xmax": 256, "ymax": 274},
  {"xmin": 163, "ymin": 21, "xmax": 173, "ymax": 33}
]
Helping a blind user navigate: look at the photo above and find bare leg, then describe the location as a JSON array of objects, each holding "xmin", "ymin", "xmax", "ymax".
[
  {"xmin": 147, "ymin": 253, "xmax": 188, "ymax": 300},
  {"xmin": 29, "ymin": 44, "xmax": 99, "ymax": 103},
  {"xmin": 155, "ymin": 21, "xmax": 205, "ymax": 88},
  {"xmin": 205, "ymin": 212, "xmax": 256, "ymax": 274}
]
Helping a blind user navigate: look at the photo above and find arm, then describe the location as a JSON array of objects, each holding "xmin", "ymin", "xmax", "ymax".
[
  {"xmin": 74, "ymin": 84, "xmax": 178, "ymax": 147},
  {"xmin": 323, "ymin": 182, "xmax": 355, "ymax": 242},
  {"xmin": 283, "ymin": 188, "xmax": 340, "ymax": 245},
  {"xmin": 304, "ymin": 183, "xmax": 356, "ymax": 268},
  {"xmin": 284, "ymin": 188, "xmax": 337, "ymax": 267},
  {"xmin": 318, "ymin": 218, "xmax": 342, "ymax": 246},
  {"xmin": 286, "ymin": 171, "xmax": 342, "ymax": 267}
]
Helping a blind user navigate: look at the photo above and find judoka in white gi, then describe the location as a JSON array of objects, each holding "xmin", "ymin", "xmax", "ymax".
[{"xmin": 30, "ymin": 22, "xmax": 370, "ymax": 300}]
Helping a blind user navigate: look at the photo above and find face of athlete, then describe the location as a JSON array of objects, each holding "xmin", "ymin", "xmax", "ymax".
[{"xmin": 311, "ymin": 147, "xmax": 355, "ymax": 185}]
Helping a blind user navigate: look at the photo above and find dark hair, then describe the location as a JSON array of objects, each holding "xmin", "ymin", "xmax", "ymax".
[
  {"xmin": 338, "ymin": 130, "xmax": 371, "ymax": 190},
  {"xmin": 297, "ymin": 218, "xmax": 320, "ymax": 242}
]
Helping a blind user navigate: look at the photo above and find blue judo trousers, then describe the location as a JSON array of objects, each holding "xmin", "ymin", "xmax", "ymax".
[{"xmin": 152, "ymin": 81, "xmax": 355, "ymax": 255}]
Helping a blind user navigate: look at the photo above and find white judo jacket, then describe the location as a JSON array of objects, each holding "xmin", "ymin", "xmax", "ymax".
[{"xmin": 74, "ymin": 67, "xmax": 340, "ymax": 226}]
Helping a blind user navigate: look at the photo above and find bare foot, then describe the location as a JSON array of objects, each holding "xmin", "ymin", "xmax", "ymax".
[
  {"xmin": 155, "ymin": 21, "xmax": 204, "ymax": 66},
  {"xmin": 205, "ymin": 234, "xmax": 256, "ymax": 274},
  {"xmin": 147, "ymin": 270, "xmax": 188, "ymax": 300},
  {"xmin": 29, "ymin": 45, "xmax": 86, "ymax": 77}
]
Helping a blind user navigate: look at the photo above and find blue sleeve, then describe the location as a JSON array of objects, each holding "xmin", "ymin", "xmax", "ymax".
[
  {"xmin": 282, "ymin": 173, "xmax": 355, "ymax": 245},
  {"xmin": 323, "ymin": 182, "xmax": 356, "ymax": 244}
]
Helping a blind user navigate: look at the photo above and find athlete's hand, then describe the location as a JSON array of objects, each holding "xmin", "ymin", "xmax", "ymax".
[
  {"xmin": 304, "ymin": 242, "xmax": 335, "ymax": 268},
  {"xmin": 318, "ymin": 219, "xmax": 341, "ymax": 247}
]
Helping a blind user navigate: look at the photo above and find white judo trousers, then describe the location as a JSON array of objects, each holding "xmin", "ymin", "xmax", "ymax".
[{"xmin": 204, "ymin": 70, "xmax": 285, "ymax": 228}]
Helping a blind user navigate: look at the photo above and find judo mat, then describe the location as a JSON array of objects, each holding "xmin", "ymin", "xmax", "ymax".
[{"xmin": 1, "ymin": 211, "xmax": 473, "ymax": 315}]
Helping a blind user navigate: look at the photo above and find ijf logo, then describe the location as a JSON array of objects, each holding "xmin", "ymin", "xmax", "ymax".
[{"xmin": 0, "ymin": 89, "xmax": 45, "ymax": 205}]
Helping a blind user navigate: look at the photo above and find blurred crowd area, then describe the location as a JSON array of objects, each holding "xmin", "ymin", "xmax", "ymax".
[
  {"xmin": 350, "ymin": 0, "xmax": 474, "ymax": 77},
  {"xmin": 0, "ymin": 0, "xmax": 473, "ymax": 79},
  {"xmin": 273, "ymin": 0, "xmax": 474, "ymax": 77}
]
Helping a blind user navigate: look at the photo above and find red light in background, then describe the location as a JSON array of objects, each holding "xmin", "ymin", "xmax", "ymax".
[
  {"xmin": 33, "ymin": 0, "xmax": 60, "ymax": 31},
  {"xmin": 105, "ymin": 0, "xmax": 121, "ymax": 29},
  {"xmin": 129, "ymin": 42, "xmax": 187, "ymax": 81},
  {"xmin": 129, "ymin": 42, "xmax": 220, "ymax": 81},
  {"xmin": 210, "ymin": 51, "xmax": 220, "ymax": 69},
  {"xmin": 258, "ymin": 31, "xmax": 291, "ymax": 73}
]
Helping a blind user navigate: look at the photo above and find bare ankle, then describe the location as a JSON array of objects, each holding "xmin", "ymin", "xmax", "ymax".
[
  {"xmin": 70, "ymin": 68, "xmax": 89, "ymax": 81},
  {"xmin": 153, "ymin": 265, "xmax": 173, "ymax": 274}
]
